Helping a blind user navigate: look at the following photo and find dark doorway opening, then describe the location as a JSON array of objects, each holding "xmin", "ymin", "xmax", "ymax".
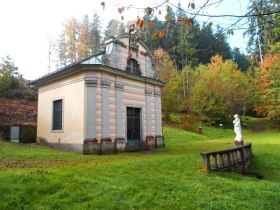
[{"xmin": 126, "ymin": 107, "xmax": 141, "ymax": 150}]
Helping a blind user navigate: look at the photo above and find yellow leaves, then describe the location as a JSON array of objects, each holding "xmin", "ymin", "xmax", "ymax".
[
  {"xmin": 113, "ymin": 3, "xmax": 194, "ymax": 38},
  {"xmin": 159, "ymin": 30, "xmax": 165, "ymax": 38},
  {"xmin": 152, "ymin": 29, "xmax": 166, "ymax": 39},
  {"xmin": 152, "ymin": 31, "xmax": 159, "ymax": 39},
  {"xmin": 153, "ymin": 48, "xmax": 177, "ymax": 86},
  {"xmin": 253, "ymin": 54, "xmax": 280, "ymax": 118},
  {"xmin": 166, "ymin": 15, "xmax": 173, "ymax": 24},
  {"xmin": 136, "ymin": 17, "xmax": 141, "ymax": 26},
  {"xmin": 140, "ymin": 19, "xmax": 144, "ymax": 28},
  {"xmin": 210, "ymin": 55, "xmax": 224, "ymax": 66},
  {"xmin": 177, "ymin": 17, "xmax": 194, "ymax": 30},
  {"xmin": 148, "ymin": 20, "xmax": 155, "ymax": 30},
  {"xmin": 153, "ymin": 48, "xmax": 165, "ymax": 59},
  {"xmin": 184, "ymin": 18, "xmax": 193, "ymax": 26},
  {"xmin": 256, "ymin": 55, "xmax": 278, "ymax": 90},
  {"xmin": 187, "ymin": 48, "xmax": 196, "ymax": 56},
  {"xmin": 261, "ymin": 55, "xmax": 278, "ymax": 74},
  {"xmin": 189, "ymin": 18, "xmax": 194, "ymax": 25},
  {"xmin": 136, "ymin": 17, "xmax": 145, "ymax": 28}
]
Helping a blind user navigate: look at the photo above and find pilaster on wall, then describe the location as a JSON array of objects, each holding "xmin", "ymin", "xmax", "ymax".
[
  {"xmin": 154, "ymin": 89, "xmax": 162, "ymax": 136},
  {"xmin": 101, "ymin": 79, "xmax": 112, "ymax": 138},
  {"xmin": 115, "ymin": 44, "xmax": 122, "ymax": 70},
  {"xmin": 85, "ymin": 78, "xmax": 98, "ymax": 140},
  {"xmin": 115, "ymin": 82, "xmax": 124, "ymax": 138},
  {"xmin": 145, "ymin": 88, "xmax": 153, "ymax": 136}
]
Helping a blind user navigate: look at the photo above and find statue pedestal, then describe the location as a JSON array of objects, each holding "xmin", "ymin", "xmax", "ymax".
[{"xmin": 234, "ymin": 140, "xmax": 244, "ymax": 147}]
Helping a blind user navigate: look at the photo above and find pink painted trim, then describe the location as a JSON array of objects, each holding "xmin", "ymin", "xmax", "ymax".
[
  {"xmin": 85, "ymin": 72, "xmax": 96, "ymax": 77},
  {"xmin": 123, "ymin": 97, "xmax": 145, "ymax": 102},
  {"xmin": 109, "ymin": 107, "xmax": 116, "ymax": 112},
  {"xmin": 109, "ymin": 93, "xmax": 116, "ymax": 97},
  {"xmin": 122, "ymin": 93, "xmax": 145, "ymax": 99},
  {"xmin": 100, "ymin": 137, "xmax": 112, "ymax": 142},
  {"xmin": 109, "ymin": 118, "xmax": 116, "ymax": 122},
  {"xmin": 123, "ymin": 89, "xmax": 145, "ymax": 95}
]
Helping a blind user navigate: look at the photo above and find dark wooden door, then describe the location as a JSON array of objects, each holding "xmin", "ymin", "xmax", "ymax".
[{"xmin": 126, "ymin": 107, "xmax": 141, "ymax": 150}]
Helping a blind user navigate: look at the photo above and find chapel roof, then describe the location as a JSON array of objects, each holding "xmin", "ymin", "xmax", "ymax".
[{"xmin": 29, "ymin": 33, "xmax": 163, "ymax": 87}]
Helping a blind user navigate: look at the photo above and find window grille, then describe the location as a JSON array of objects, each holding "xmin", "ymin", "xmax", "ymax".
[
  {"xmin": 126, "ymin": 59, "xmax": 141, "ymax": 75},
  {"xmin": 52, "ymin": 99, "xmax": 63, "ymax": 130}
]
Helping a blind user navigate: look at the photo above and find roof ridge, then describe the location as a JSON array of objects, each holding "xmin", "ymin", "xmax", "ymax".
[{"xmin": 29, "ymin": 50, "xmax": 106, "ymax": 85}]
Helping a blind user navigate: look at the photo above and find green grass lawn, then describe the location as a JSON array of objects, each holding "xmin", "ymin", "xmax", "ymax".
[{"xmin": 0, "ymin": 126, "xmax": 280, "ymax": 210}]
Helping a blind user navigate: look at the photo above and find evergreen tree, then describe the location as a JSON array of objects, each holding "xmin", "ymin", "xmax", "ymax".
[
  {"xmin": 232, "ymin": 48, "xmax": 250, "ymax": 72},
  {"xmin": 138, "ymin": 9, "xmax": 232, "ymax": 69},
  {"xmin": 0, "ymin": 56, "xmax": 19, "ymax": 98},
  {"xmin": 104, "ymin": 19, "xmax": 127, "ymax": 38},
  {"xmin": 118, "ymin": 22, "xmax": 126, "ymax": 35},
  {"xmin": 161, "ymin": 7, "xmax": 179, "ymax": 64},
  {"xmin": 246, "ymin": 0, "xmax": 280, "ymax": 62},
  {"xmin": 90, "ymin": 12, "xmax": 102, "ymax": 54},
  {"xmin": 213, "ymin": 26, "xmax": 232, "ymax": 60},
  {"xmin": 138, "ymin": 14, "xmax": 163, "ymax": 50},
  {"xmin": 174, "ymin": 4, "xmax": 199, "ymax": 69},
  {"xmin": 77, "ymin": 14, "xmax": 92, "ymax": 60},
  {"xmin": 0, "ymin": 56, "xmax": 36, "ymax": 100}
]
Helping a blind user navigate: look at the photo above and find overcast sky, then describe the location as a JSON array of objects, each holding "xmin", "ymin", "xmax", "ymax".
[{"xmin": 0, "ymin": 0, "xmax": 249, "ymax": 80}]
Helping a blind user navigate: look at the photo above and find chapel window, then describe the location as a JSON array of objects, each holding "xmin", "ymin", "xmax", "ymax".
[{"xmin": 126, "ymin": 59, "xmax": 141, "ymax": 75}]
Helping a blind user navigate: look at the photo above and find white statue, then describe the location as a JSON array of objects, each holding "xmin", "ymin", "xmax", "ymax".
[{"xmin": 233, "ymin": 114, "xmax": 243, "ymax": 142}]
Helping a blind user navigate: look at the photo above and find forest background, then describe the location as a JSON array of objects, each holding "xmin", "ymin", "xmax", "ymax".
[{"xmin": 1, "ymin": 0, "xmax": 280, "ymax": 127}]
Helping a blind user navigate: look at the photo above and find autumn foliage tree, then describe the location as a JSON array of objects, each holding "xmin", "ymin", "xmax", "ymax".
[
  {"xmin": 77, "ymin": 15, "xmax": 92, "ymax": 60},
  {"xmin": 153, "ymin": 48, "xmax": 180, "ymax": 113},
  {"xmin": 191, "ymin": 55, "xmax": 250, "ymax": 123},
  {"xmin": 254, "ymin": 55, "xmax": 280, "ymax": 119},
  {"xmin": 53, "ymin": 13, "xmax": 103, "ymax": 68}
]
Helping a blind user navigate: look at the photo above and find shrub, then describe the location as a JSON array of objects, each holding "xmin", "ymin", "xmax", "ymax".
[{"xmin": 180, "ymin": 115, "xmax": 200, "ymax": 131}]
